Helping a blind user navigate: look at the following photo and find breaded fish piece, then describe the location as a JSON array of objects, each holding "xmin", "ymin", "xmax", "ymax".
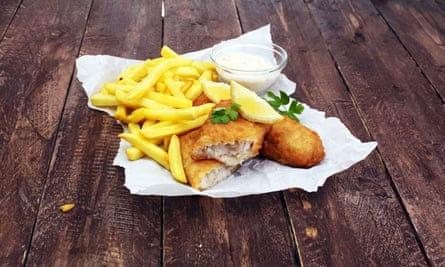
[
  {"xmin": 193, "ymin": 93, "xmax": 212, "ymax": 106},
  {"xmin": 180, "ymin": 129, "xmax": 239, "ymax": 190},
  {"xmin": 191, "ymin": 101, "xmax": 269, "ymax": 166},
  {"xmin": 260, "ymin": 117, "xmax": 325, "ymax": 168}
]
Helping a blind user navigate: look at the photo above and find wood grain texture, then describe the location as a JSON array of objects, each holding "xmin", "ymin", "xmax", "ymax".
[
  {"xmin": 0, "ymin": 0, "xmax": 20, "ymax": 39},
  {"xmin": 163, "ymin": 0, "xmax": 240, "ymax": 53},
  {"xmin": 372, "ymin": 0, "xmax": 445, "ymax": 100},
  {"xmin": 0, "ymin": 0, "xmax": 92, "ymax": 265},
  {"xmin": 80, "ymin": 0, "xmax": 162, "ymax": 59},
  {"xmin": 163, "ymin": 195, "xmax": 297, "ymax": 266},
  {"xmin": 236, "ymin": 0, "xmax": 429, "ymax": 266},
  {"xmin": 162, "ymin": 0, "xmax": 297, "ymax": 266},
  {"xmin": 25, "ymin": 0, "xmax": 164, "ymax": 266},
  {"xmin": 0, "ymin": 0, "xmax": 443, "ymax": 266},
  {"xmin": 305, "ymin": 0, "xmax": 445, "ymax": 265}
]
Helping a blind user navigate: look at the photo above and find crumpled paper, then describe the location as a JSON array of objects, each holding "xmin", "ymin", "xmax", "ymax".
[{"xmin": 76, "ymin": 25, "xmax": 377, "ymax": 198}]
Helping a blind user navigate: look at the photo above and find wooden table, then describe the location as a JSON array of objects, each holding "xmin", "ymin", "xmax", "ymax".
[{"xmin": 1, "ymin": 0, "xmax": 444, "ymax": 266}]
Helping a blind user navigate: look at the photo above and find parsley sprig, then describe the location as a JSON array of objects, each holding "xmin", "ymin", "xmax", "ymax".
[
  {"xmin": 264, "ymin": 91, "xmax": 304, "ymax": 122},
  {"xmin": 210, "ymin": 102, "xmax": 241, "ymax": 124}
]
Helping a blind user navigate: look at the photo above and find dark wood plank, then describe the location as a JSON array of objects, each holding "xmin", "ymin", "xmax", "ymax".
[
  {"xmin": 25, "ymin": 0, "xmax": 164, "ymax": 266},
  {"xmin": 164, "ymin": 195, "xmax": 297, "ymax": 266},
  {"xmin": 162, "ymin": 1, "xmax": 297, "ymax": 266},
  {"xmin": 0, "ymin": 0, "xmax": 92, "ymax": 265},
  {"xmin": 0, "ymin": 0, "xmax": 21, "ymax": 39},
  {"xmin": 303, "ymin": 0, "xmax": 445, "ymax": 265},
  {"xmin": 372, "ymin": 0, "xmax": 445, "ymax": 99},
  {"xmin": 236, "ymin": 0, "xmax": 429, "ymax": 266},
  {"xmin": 163, "ymin": 0, "xmax": 241, "ymax": 54}
]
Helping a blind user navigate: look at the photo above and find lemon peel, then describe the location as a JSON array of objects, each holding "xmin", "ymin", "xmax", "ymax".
[
  {"xmin": 230, "ymin": 81, "xmax": 282, "ymax": 124},
  {"xmin": 202, "ymin": 80, "xmax": 231, "ymax": 103}
]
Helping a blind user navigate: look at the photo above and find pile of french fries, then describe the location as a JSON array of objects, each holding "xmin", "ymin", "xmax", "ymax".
[{"xmin": 91, "ymin": 46, "xmax": 218, "ymax": 183}]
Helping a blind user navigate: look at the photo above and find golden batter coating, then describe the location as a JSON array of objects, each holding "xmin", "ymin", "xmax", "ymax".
[
  {"xmin": 191, "ymin": 116, "xmax": 268, "ymax": 166},
  {"xmin": 260, "ymin": 117, "xmax": 325, "ymax": 168},
  {"xmin": 179, "ymin": 129, "xmax": 239, "ymax": 191},
  {"xmin": 189, "ymin": 100, "xmax": 268, "ymax": 166}
]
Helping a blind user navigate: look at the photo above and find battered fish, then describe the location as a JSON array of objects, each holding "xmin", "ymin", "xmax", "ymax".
[
  {"xmin": 191, "ymin": 101, "xmax": 268, "ymax": 166},
  {"xmin": 180, "ymin": 129, "xmax": 239, "ymax": 190},
  {"xmin": 260, "ymin": 117, "xmax": 325, "ymax": 168}
]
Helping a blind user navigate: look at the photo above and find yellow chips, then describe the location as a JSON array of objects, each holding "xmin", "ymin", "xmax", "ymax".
[{"xmin": 91, "ymin": 45, "xmax": 218, "ymax": 183}]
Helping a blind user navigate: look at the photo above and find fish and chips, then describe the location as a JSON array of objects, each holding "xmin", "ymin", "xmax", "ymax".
[{"xmin": 90, "ymin": 46, "xmax": 325, "ymax": 191}]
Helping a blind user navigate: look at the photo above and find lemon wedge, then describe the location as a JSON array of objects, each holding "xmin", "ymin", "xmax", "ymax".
[
  {"xmin": 230, "ymin": 81, "xmax": 283, "ymax": 124},
  {"xmin": 202, "ymin": 81, "xmax": 231, "ymax": 103}
]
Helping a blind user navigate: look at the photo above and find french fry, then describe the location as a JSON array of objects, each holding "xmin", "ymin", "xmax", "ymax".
[
  {"xmin": 128, "ymin": 103, "xmax": 214, "ymax": 122},
  {"xmin": 159, "ymin": 70, "xmax": 174, "ymax": 82},
  {"xmin": 184, "ymin": 80, "xmax": 203, "ymax": 101},
  {"xmin": 198, "ymin": 69, "xmax": 214, "ymax": 82},
  {"xmin": 165, "ymin": 78, "xmax": 186, "ymax": 99},
  {"xmin": 90, "ymin": 46, "xmax": 220, "ymax": 184},
  {"xmin": 126, "ymin": 146, "xmax": 145, "ymax": 161},
  {"xmin": 128, "ymin": 122, "xmax": 163, "ymax": 145},
  {"xmin": 155, "ymin": 81, "xmax": 167, "ymax": 93},
  {"xmin": 125, "ymin": 123, "xmax": 146, "ymax": 160},
  {"xmin": 117, "ymin": 59, "xmax": 156, "ymax": 82},
  {"xmin": 160, "ymin": 45, "xmax": 179, "ymax": 58},
  {"xmin": 171, "ymin": 66, "xmax": 200, "ymax": 80},
  {"xmin": 119, "ymin": 133, "xmax": 170, "ymax": 169},
  {"xmin": 127, "ymin": 122, "xmax": 141, "ymax": 134},
  {"xmin": 163, "ymin": 135, "xmax": 171, "ymax": 150},
  {"xmin": 138, "ymin": 97, "xmax": 172, "ymax": 109},
  {"xmin": 127, "ymin": 58, "xmax": 193, "ymax": 101},
  {"xmin": 117, "ymin": 63, "xmax": 144, "ymax": 81},
  {"xmin": 168, "ymin": 135, "xmax": 187, "ymax": 183},
  {"xmin": 141, "ymin": 114, "xmax": 208, "ymax": 139},
  {"xmin": 141, "ymin": 119, "xmax": 158, "ymax": 131},
  {"xmin": 115, "ymin": 88, "xmax": 145, "ymax": 108},
  {"xmin": 104, "ymin": 82, "xmax": 135, "ymax": 95},
  {"xmin": 91, "ymin": 93, "xmax": 118, "ymax": 107},
  {"xmin": 127, "ymin": 108, "xmax": 148, "ymax": 123},
  {"xmin": 181, "ymin": 80, "xmax": 193, "ymax": 93},
  {"xmin": 191, "ymin": 61, "xmax": 215, "ymax": 73},
  {"xmin": 114, "ymin": 105, "xmax": 129, "ymax": 122},
  {"xmin": 146, "ymin": 91, "xmax": 192, "ymax": 108},
  {"xmin": 145, "ymin": 120, "xmax": 176, "ymax": 129}
]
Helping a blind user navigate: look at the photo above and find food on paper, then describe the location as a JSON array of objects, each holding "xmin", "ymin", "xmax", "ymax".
[
  {"xmin": 210, "ymin": 41, "xmax": 288, "ymax": 93},
  {"xmin": 261, "ymin": 117, "xmax": 325, "ymax": 168},
  {"xmin": 90, "ymin": 45, "xmax": 325, "ymax": 190},
  {"xmin": 77, "ymin": 25, "xmax": 379, "ymax": 196},
  {"xmin": 191, "ymin": 100, "xmax": 269, "ymax": 166},
  {"xmin": 230, "ymin": 81, "xmax": 283, "ymax": 124},
  {"xmin": 119, "ymin": 131, "xmax": 170, "ymax": 169},
  {"xmin": 90, "ymin": 45, "xmax": 218, "ymax": 183},
  {"xmin": 180, "ymin": 129, "xmax": 239, "ymax": 191},
  {"xmin": 168, "ymin": 135, "xmax": 187, "ymax": 183}
]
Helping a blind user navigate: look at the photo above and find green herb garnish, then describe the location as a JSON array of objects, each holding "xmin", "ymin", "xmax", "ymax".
[
  {"xmin": 264, "ymin": 91, "xmax": 304, "ymax": 122},
  {"xmin": 210, "ymin": 102, "xmax": 241, "ymax": 124}
]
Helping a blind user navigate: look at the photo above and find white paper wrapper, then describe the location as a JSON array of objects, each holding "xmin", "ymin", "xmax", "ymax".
[{"xmin": 76, "ymin": 25, "xmax": 377, "ymax": 198}]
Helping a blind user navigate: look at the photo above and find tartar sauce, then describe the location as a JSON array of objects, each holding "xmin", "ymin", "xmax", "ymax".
[
  {"xmin": 216, "ymin": 52, "xmax": 275, "ymax": 71},
  {"xmin": 214, "ymin": 52, "xmax": 280, "ymax": 92}
]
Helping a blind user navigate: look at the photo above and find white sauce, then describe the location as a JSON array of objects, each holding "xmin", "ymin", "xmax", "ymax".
[
  {"xmin": 215, "ymin": 52, "xmax": 280, "ymax": 93},
  {"xmin": 216, "ymin": 52, "xmax": 275, "ymax": 71}
]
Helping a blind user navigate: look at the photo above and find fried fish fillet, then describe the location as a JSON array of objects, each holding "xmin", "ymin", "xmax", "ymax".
[
  {"xmin": 193, "ymin": 92, "xmax": 212, "ymax": 106},
  {"xmin": 180, "ymin": 129, "xmax": 239, "ymax": 190},
  {"xmin": 191, "ymin": 101, "xmax": 269, "ymax": 166},
  {"xmin": 260, "ymin": 116, "xmax": 325, "ymax": 168}
]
